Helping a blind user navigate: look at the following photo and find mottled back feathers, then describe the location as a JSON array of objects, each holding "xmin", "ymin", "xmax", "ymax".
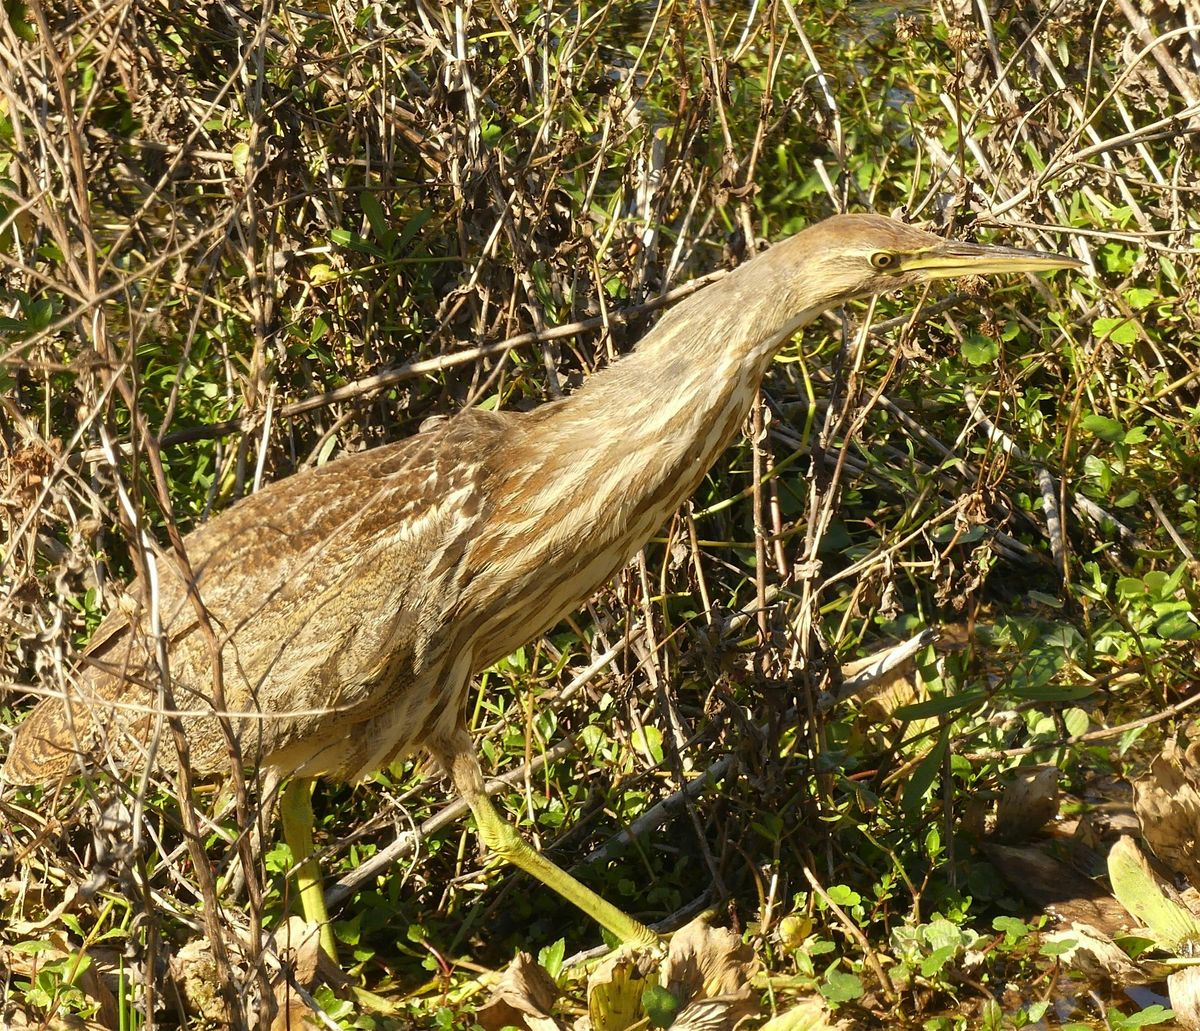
[{"xmin": 5, "ymin": 410, "xmax": 506, "ymax": 783}]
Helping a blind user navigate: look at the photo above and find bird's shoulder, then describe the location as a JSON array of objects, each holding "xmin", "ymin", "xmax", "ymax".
[
  {"xmin": 197, "ymin": 406, "xmax": 512, "ymax": 558},
  {"xmin": 86, "ymin": 406, "xmax": 521, "ymax": 656}
]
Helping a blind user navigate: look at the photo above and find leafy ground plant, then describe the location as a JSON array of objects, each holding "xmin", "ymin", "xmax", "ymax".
[{"xmin": 2, "ymin": 0, "xmax": 1199, "ymax": 1028}]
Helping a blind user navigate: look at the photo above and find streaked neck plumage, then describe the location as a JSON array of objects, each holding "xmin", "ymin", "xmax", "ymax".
[
  {"xmin": 463, "ymin": 242, "xmax": 825, "ymax": 670},
  {"xmin": 553, "ymin": 240, "xmax": 823, "ymax": 489}
]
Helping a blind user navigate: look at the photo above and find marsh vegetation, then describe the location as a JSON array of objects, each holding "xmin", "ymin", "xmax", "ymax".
[{"xmin": 1, "ymin": 0, "xmax": 1198, "ymax": 1027}]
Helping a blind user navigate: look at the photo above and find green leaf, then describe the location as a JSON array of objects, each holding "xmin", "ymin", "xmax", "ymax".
[
  {"xmin": 894, "ymin": 690, "xmax": 986, "ymax": 721},
  {"xmin": 825, "ymin": 884, "xmax": 861, "ymax": 908},
  {"xmin": 634, "ymin": 725, "xmax": 664, "ymax": 765},
  {"xmin": 1081, "ymin": 413, "xmax": 1125, "ymax": 442},
  {"xmin": 11, "ymin": 939, "xmax": 58, "ymax": 953},
  {"xmin": 642, "ymin": 984, "xmax": 680, "ymax": 1028},
  {"xmin": 1062, "ymin": 706, "xmax": 1090, "ymax": 737},
  {"xmin": 5, "ymin": 0, "xmax": 36, "ymax": 41},
  {"xmin": 579, "ymin": 724, "xmax": 607, "ymax": 757},
  {"xmin": 1092, "ymin": 316, "xmax": 1137, "ymax": 344},
  {"xmin": 231, "ymin": 141, "xmax": 250, "ymax": 177},
  {"xmin": 1011, "ymin": 683, "xmax": 1096, "ymax": 703},
  {"xmin": 330, "ymin": 228, "xmax": 386, "ymax": 258},
  {"xmin": 1123, "ymin": 287, "xmax": 1157, "ymax": 310},
  {"xmin": 1156, "ymin": 611, "xmax": 1199, "ymax": 640},
  {"xmin": 1116, "ymin": 576, "xmax": 1146, "ymax": 598},
  {"xmin": 992, "ymin": 915, "xmax": 1029, "ymax": 945},
  {"xmin": 480, "ymin": 118, "xmax": 502, "ymax": 145},
  {"xmin": 359, "ymin": 190, "xmax": 393, "ymax": 246},
  {"xmin": 819, "ymin": 970, "xmax": 864, "ymax": 1003},
  {"xmin": 919, "ymin": 944, "xmax": 956, "ymax": 977},
  {"xmin": 26, "ymin": 297, "xmax": 54, "ymax": 330},
  {"xmin": 309, "ymin": 263, "xmax": 338, "ymax": 286},
  {"xmin": 930, "ymin": 523, "xmax": 986, "ymax": 544},
  {"xmin": 961, "ymin": 332, "xmax": 999, "ymax": 366},
  {"xmin": 1124, "ymin": 425, "xmax": 1149, "ymax": 445},
  {"xmin": 979, "ymin": 997, "xmax": 1003, "ymax": 1031},
  {"xmin": 903, "ymin": 728, "xmax": 948, "ymax": 816},
  {"xmin": 538, "ymin": 938, "xmax": 565, "ymax": 980},
  {"xmin": 1147, "ymin": 568, "xmax": 1186, "ymax": 596},
  {"xmin": 925, "ymin": 825, "xmax": 941, "ymax": 859},
  {"xmin": 394, "ymin": 208, "xmax": 433, "ymax": 253},
  {"xmin": 1108, "ymin": 837, "xmax": 1200, "ymax": 952},
  {"xmin": 1027, "ymin": 590, "xmax": 1063, "ymax": 608},
  {"xmin": 1111, "ymin": 1004, "xmax": 1174, "ymax": 1028},
  {"xmin": 335, "ymin": 912, "xmax": 362, "ymax": 946}
]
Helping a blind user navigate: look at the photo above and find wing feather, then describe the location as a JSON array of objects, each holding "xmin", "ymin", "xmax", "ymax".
[{"xmin": 4, "ymin": 409, "xmax": 508, "ymax": 783}]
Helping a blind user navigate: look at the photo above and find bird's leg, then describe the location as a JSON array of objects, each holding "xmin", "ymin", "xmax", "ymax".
[
  {"xmin": 280, "ymin": 777, "xmax": 338, "ymax": 959},
  {"xmin": 437, "ymin": 733, "xmax": 659, "ymax": 949}
]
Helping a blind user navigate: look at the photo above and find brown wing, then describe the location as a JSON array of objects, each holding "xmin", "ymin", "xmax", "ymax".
[{"xmin": 3, "ymin": 409, "xmax": 510, "ymax": 784}]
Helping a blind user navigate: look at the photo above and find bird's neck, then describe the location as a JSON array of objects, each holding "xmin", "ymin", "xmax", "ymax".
[
  {"xmin": 462, "ymin": 263, "xmax": 824, "ymax": 671},
  {"xmin": 500, "ymin": 267, "xmax": 827, "ymax": 574},
  {"xmin": 560, "ymin": 264, "xmax": 824, "ymax": 477}
]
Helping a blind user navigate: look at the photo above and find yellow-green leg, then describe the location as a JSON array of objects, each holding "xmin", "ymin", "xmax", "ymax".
[
  {"xmin": 280, "ymin": 777, "xmax": 338, "ymax": 959},
  {"xmin": 469, "ymin": 791, "xmax": 659, "ymax": 948},
  {"xmin": 438, "ymin": 732, "xmax": 659, "ymax": 949}
]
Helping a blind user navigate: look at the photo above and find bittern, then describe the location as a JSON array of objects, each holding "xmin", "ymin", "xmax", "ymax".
[{"xmin": 3, "ymin": 214, "xmax": 1079, "ymax": 955}]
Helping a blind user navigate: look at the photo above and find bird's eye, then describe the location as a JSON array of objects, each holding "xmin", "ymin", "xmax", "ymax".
[{"xmin": 870, "ymin": 251, "xmax": 897, "ymax": 270}]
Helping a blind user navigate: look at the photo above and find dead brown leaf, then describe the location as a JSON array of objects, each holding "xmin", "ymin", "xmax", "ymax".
[
  {"xmin": 857, "ymin": 667, "xmax": 921, "ymax": 726},
  {"xmin": 476, "ymin": 952, "xmax": 562, "ymax": 1031},
  {"xmin": 1042, "ymin": 921, "xmax": 1140, "ymax": 982},
  {"xmin": 994, "ymin": 766, "xmax": 1060, "ymax": 842},
  {"xmin": 587, "ymin": 943, "xmax": 661, "ymax": 1031},
  {"xmin": 270, "ymin": 996, "xmax": 326, "ymax": 1031},
  {"xmin": 668, "ymin": 996, "xmax": 755, "ymax": 1030},
  {"xmin": 269, "ymin": 917, "xmax": 348, "ymax": 1031},
  {"xmin": 662, "ymin": 916, "xmax": 759, "ymax": 1027},
  {"xmin": 1169, "ymin": 965, "xmax": 1200, "ymax": 1031},
  {"xmin": 1132, "ymin": 736, "xmax": 1200, "ymax": 888},
  {"xmin": 271, "ymin": 917, "xmax": 327, "ymax": 989},
  {"xmin": 4, "ymin": 883, "xmax": 81, "ymax": 935},
  {"xmin": 981, "ymin": 843, "xmax": 1131, "ymax": 934},
  {"xmin": 170, "ymin": 939, "xmax": 227, "ymax": 1025},
  {"xmin": 1071, "ymin": 800, "xmax": 1141, "ymax": 847}
]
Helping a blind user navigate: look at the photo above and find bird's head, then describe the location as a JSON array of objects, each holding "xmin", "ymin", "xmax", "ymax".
[{"xmin": 783, "ymin": 213, "xmax": 1081, "ymax": 304}]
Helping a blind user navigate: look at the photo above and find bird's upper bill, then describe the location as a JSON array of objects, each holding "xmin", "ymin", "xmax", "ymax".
[{"xmin": 897, "ymin": 239, "xmax": 1084, "ymax": 278}]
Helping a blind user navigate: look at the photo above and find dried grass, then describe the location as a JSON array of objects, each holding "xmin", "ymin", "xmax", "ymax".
[{"xmin": 1, "ymin": 0, "xmax": 1198, "ymax": 1026}]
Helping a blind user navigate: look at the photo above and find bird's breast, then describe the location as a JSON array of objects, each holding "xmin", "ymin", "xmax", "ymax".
[{"xmin": 457, "ymin": 379, "xmax": 755, "ymax": 672}]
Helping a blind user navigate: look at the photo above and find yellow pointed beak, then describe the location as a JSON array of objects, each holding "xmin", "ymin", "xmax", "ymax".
[{"xmin": 900, "ymin": 240, "xmax": 1083, "ymax": 279}]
